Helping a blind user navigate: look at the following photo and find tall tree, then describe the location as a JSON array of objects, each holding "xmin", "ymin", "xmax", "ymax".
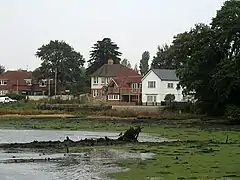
[
  {"xmin": 0, "ymin": 65, "xmax": 5, "ymax": 74},
  {"xmin": 134, "ymin": 63, "xmax": 139, "ymax": 73},
  {"xmin": 151, "ymin": 44, "xmax": 180, "ymax": 69},
  {"xmin": 175, "ymin": 0, "xmax": 240, "ymax": 115},
  {"xmin": 35, "ymin": 40, "xmax": 85, "ymax": 92},
  {"xmin": 121, "ymin": 58, "xmax": 131, "ymax": 68},
  {"xmin": 86, "ymin": 38, "xmax": 122, "ymax": 75},
  {"xmin": 139, "ymin": 51, "xmax": 150, "ymax": 75}
]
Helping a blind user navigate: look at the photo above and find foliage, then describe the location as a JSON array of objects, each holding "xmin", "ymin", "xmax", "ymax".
[
  {"xmin": 86, "ymin": 38, "xmax": 122, "ymax": 75},
  {"xmin": 173, "ymin": 0, "xmax": 240, "ymax": 115},
  {"xmin": 134, "ymin": 63, "xmax": 139, "ymax": 73},
  {"xmin": 5, "ymin": 93, "xmax": 25, "ymax": 100},
  {"xmin": 0, "ymin": 65, "xmax": 5, "ymax": 74},
  {"xmin": 121, "ymin": 58, "xmax": 131, "ymax": 68},
  {"xmin": 139, "ymin": 51, "xmax": 150, "ymax": 75},
  {"xmin": 164, "ymin": 94, "xmax": 175, "ymax": 104},
  {"xmin": 225, "ymin": 105, "xmax": 240, "ymax": 121},
  {"xmin": 151, "ymin": 44, "xmax": 180, "ymax": 69},
  {"xmin": 35, "ymin": 40, "xmax": 85, "ymax": 92},
  {"xmin": 163, "ymin": 102, "xmax": 198, "ymax": 114}
]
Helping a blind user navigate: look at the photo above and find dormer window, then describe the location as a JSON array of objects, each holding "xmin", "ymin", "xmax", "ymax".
[
  {"xmin": 0, "ymin": 80, "xmax": 7, "ymax": 85},
  {"xmin": 39, "ymin": 79, "xmax": 47, "ymax": 87},
  {"xmin": 24, "ymin": 79, "xmax": 32, "ymax": 86}
]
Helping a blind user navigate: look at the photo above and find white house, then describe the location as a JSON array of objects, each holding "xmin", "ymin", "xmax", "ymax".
[{"xmin": 141, "ymin": 69, "xmax": 184, "ymax": 105}]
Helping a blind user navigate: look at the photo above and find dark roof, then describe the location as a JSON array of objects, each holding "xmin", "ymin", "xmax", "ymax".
[
  {"xmin": 152, "ymin": 69, "xmax": 179, "ymax": 81},
  {"xmin": 91, "ymin": 64, "xmax": 140, "ymax": 77}
]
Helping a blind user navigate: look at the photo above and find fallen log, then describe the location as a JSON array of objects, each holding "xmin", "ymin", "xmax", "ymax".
[{"xmin": 0, "ymin": 126, "xmax": 143, "ymax": 150}]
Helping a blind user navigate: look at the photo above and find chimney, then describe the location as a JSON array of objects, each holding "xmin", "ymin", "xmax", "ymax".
[{"xmin": 108, "ymin": 58, "xmax": 113, "ymax": 65}]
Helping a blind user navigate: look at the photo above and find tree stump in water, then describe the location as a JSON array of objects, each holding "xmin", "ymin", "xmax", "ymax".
[{"xmin": 118, "ymin": 126, "xmax": 142, "ymax": 142}]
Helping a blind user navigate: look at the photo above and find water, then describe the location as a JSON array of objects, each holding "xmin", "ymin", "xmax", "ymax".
[
  {"xmin": 0, "ymin": 129, "xmax": 169, "ymax": 144},
  {"xmin": 0, "ymin": 129, "xmax": 164, "ymax": 180}
]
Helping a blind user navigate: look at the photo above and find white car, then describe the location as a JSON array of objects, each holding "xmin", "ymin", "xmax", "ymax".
[{"xmin": 0, "ymin": 97, "xmax": 17, "ymax": 104}]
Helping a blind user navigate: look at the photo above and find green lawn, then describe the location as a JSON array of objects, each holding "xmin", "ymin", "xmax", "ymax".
[{"xmin": 109, "ymin": 143, "xmax": 240, "ymax": 180}]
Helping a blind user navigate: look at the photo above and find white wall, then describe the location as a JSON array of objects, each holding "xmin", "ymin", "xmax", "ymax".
[
  {"xmin": 142, "ymin": 70, "xmax": 183, "ymax": 103},
  {"xmin": 91, "ymin": 77, "xmax": 112, "ymax": 90}
]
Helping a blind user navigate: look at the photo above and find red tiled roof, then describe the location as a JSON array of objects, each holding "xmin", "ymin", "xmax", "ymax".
[
  {"xmin": 0, "ymin": 70, "xmax": 33, "ymax": 86},
  {"xmin": 111, "ymin": 76, "xmax": 142, "ymax": 88},
  {"xmin": 0, "ymin": 70, "xmax": 47, "ymax": 92}
]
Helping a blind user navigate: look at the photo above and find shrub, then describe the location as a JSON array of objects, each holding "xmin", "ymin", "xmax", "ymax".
[
  {"xmin": 5, "ymin": 93, "xmax": 25, "ymax": 100},
  {"xmin": 225, "ymin": 105, "xmax": 240, "ymax": 121},
  {"xmin": 164, "ymin": 94, "xmax": 175, "ymax": 105},
  {"xmin": 163, "ymin": 101, "xmax": 197, "ymax": 113}
]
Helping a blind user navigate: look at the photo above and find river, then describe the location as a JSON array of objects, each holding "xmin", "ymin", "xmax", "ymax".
[{"xmin": 0, "ymin": 129, "xmax": 165, "ymax": 180}]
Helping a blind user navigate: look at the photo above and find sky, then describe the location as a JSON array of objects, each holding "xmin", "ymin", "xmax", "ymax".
[{"xmin": 0, "ymin": 0, "xmax": 226, "ymax": 71}]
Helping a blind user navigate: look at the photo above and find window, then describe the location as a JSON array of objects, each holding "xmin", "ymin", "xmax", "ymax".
[
  {"xmin": 148, "ymin": 81, "xmax": 156, "ymax": 88},
  {"xmin": 147, "ymin": 95, "xmax": 157, "ymax": 102},
  {"xmin": 108, "ymin": 94, "xmax": 120, "ymax": 100},
  {"xmin": 93, "ymin": 89, "xmax": 98, "ymax": 97},
  {"xmin": 132, "ymin": 83, "xmax": 138, "ymax": 89},
  {"xmin": 93, "ymin": 77, "xmax": 98, "ymax": 84},
  {"xmin": 39, "ymin": 79, "xmax": 47, "ymax": 87},
  {"xmin": 101, "ymin": 77, "xmax": 105, "ymax": 84},
  {"xmin": 167, "ymin": 83, "xmax": 174, "ymax": 88},
  {"xmin": 0, "ymin": 80, "xmax": 7, "ymax": 85},
  {"xmin": 24, "ymin": 79, "xmax": 32, "ymax": 86}
]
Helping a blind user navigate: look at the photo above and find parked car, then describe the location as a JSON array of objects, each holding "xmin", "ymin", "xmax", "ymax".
[{"xmin": 0, "ymin": 96, "xmax": 17, "ymax": 104}]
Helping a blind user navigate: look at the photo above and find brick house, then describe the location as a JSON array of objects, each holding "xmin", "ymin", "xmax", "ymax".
[
  {"xmin": 90, "ymin": 59, "xmax": 142, "ymax": 104},
  {"xmin": 106, "ymin": 75, "xmax": 142, "ymax": 104},
  {"xmin": 0, "ymin": 70, "xmax": 49, "ymax": 96}
]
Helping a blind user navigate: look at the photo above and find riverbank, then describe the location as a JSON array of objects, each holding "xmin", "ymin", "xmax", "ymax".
[{"xmin": 0, "ymin": 117, "xmax": 239, "ymax": 179}]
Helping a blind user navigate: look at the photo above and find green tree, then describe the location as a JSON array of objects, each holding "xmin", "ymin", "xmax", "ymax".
[
  {"xmin": 35, "ymin": 40, "xmax": 85, "ymax": 92},
  {"xmin": 121, "ymin": 58, "xmax": 131, "ymax": 68},
  {"xmin": 175, "ymin": 0, "xmax": 240, "ymax": 115},
  {"xmin": 139, "ymin": 51, "xmax": 150, "ymax": 75},
  {"xmin": 134, "ymin": 63, "xmax": 139, "ymax": 73},
  {"xmin": 164, "ymin": 94, "xmax": 175, "ymax": 104},
  {"xmin": 151, "ymin": 44, "xmax": 180, "ymax": 69},
  {"xmin": 86, "ymin": 38, "xmax": 122, "ymax": 75},
  {"xmin": 0, "ymin": 65, "xmax": 5, "ymax": 74}
]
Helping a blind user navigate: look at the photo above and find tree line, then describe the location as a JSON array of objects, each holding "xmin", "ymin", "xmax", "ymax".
[{"xmin": 1, "ymin": 0, "xmax": 239, "ymax": 116}]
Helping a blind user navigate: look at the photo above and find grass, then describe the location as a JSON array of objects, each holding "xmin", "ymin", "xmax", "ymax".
[
  {"xmin": 108, "ymin": 142, "xmax": 240, "ymax": 180},
  {"xmin": 0, "ymin": 109, "xmax": 239, "ymax": 179}
]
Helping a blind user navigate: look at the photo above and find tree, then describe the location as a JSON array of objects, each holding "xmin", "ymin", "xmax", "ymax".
[
  {"xmin": 86, "ymin": 38, "xmax": 122, "ymax": 75},
  {"xmin": 121, "ymin": 58, "xmax": 131, "ymax": 68},
  {"xmin": 164, "ymin": 94, "xmax": 175, "ymax": 104},
  {"xmin": 134, "ymin": 63, "xmax": 139, "ymax": 73},
  {"xmin": 35, "ymin": 40, "xmax": 85, "ymax": 93},
  {"xmin": 175, "ymin": 0, "xmax": 240, "ymax": 115},
  {"xmin": 0, "ymin": 65, "xmax": 5, "ymax": 74},
  {"xmin": 151, "ymin": 44, "xmax": 180, "ymax": 69},
  {"xmin": 139, "ymin": 51, "xmax": 150, "ymax": 75}
]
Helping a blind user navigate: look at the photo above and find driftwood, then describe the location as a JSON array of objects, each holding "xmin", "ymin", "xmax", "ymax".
[{"xmin": 0, "ymin": 126, "xmax": 143, "ymax": 150}]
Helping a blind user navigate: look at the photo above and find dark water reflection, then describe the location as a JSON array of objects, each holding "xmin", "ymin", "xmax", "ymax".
[{"xmin": 0, "ymin": 129, "xmax": 160, "ymax": 180}]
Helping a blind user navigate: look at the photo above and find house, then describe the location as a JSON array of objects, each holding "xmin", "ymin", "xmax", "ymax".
[
  {"xmin": 141, "ymin": 69, "xmax": 183, "ymax": 105},
  {"xmin": 105, "ymin": 75, "xmax": 142, "ymax": 104},
  {"xmin": 90, "ymin": 59, "xmax": 142, "ymax": 103},
  {"xmin": 0, "ymin": 70, "xmax": 48, "ymax": 96}
]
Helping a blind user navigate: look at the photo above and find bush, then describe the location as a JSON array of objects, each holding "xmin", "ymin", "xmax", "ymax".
[
  {"xmin": 225, "ymin": 105, "xmax": 240, "ymax": 121},
  {"xmin": 164, "ymin": 94, "xmax": 175, "ymax": 105},
  {"xmin": 163, "ymin": 102, "xmax": 197, "ymax": 113},
  {"xmin": 5, "ymin": 93, "xmax": 25, "ymax": 100}
]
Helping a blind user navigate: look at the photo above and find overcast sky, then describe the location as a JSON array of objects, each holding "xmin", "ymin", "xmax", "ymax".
[{"xmin": 1, "ymin": 0, "xmax": 226, "ymax": 71}]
